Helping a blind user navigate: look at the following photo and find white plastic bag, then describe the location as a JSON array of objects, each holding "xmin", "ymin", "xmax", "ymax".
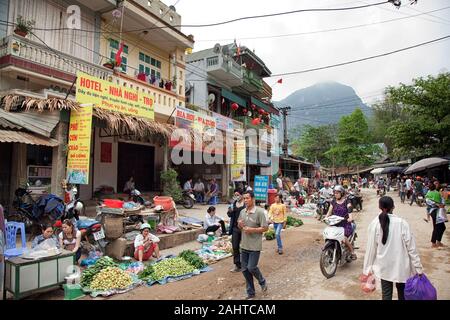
[{"xmin": 436, "ymin": 208, "xmax": 448, "ymax": 224}]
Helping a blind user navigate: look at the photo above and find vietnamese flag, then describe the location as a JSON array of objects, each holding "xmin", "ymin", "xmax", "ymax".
[
  {"xmin": 115, "ymin": 42, "xmax": 124, "ymax": 67},
  {"xmin": 277, "ymin": 78, "xmax": 283, "ymax": 84}
]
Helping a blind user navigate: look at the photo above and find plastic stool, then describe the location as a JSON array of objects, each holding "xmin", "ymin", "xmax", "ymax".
[
  {"xmin": 5, "ymin": 221, "xmax": 26, "ymax": 258},
  {"xmin": 208, "ymin": 196, "xmax": 219, "ymax": 205}
]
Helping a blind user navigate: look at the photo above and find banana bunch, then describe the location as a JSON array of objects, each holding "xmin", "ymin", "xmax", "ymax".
[{"xmin": 90, "ymin": 267, "xmax": 133, "ymax": 291}]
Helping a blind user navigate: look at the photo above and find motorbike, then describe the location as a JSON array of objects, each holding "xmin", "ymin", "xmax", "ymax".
[
  {"xmin": 8, "ymin": 185, "xmax": 65, "ymax": 237},
  {"xmin": 377, "ymin": 185, "xmax": 386, "ymax": 197},
  {"xmin": 179, "ymin": 190, "xmax": 195, "ymax": 209},
  {"xmin": 348, "ymin": 191, "xmax": 363, "ymax": 211},
  {"xmin": 320, "ymin": 215, "xmax": 357, "ymax": 279},
  {"xmin": 316, "ymin": 196, "xmax": 331, "ymax": 221},
  {"xmin": 80, "ymin": 222, "xmax": 108, "ymax": 254},
  {"xmin": 129, "ymin": 188, "xmax": 145, "ymax": 205},
  {"xmin": 416, "ymin": 193, "xmax": 425, "ymax": 207},
  {"xmin": 62, "ymin": 184, "xmax": 84, "ymax": 221}
]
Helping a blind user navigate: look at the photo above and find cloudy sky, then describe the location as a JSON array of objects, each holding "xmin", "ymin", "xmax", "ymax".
[{"xmin": 174, "ymin": 0, "xmax": 450, "ymax": 103}]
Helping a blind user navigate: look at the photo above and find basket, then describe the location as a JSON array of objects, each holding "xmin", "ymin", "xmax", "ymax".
[
  {"xmin": 103, "ymin": 215, "xmax": 124, "ymax": 239},
  {"xmin": 104, "ymin": 199, "xmax": 124, "ymax": 208},
  {"xmin": 153, "ymin": 196, "xmax": 174, "ymax": 211}
]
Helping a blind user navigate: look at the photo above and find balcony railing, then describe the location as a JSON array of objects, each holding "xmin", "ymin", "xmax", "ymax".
[
  {"xmin": 205, "ymin": 54, "xmax": 243, "ymax": 86},
  {"xmin": 243, "ymin": 70, "xmax": 263, "ymax": 91},
  {"xmin": 1, "ymin": 34, "xmax": 112, "ymax": 80}
]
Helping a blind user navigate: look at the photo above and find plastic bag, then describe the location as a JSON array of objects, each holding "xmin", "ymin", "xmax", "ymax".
[
  {"xmin": 436, "ymin": 208, "xmax": 448, "ymax": 224},
  {"xmin": 360, "ymin": 273, "xmax": 376, "ymax": 293},
  {"xmin": 405, "ymin": 274, "xmax": 437, "ymax": 300},
  {"xmin": 34, "ymin": 238, "xmax": 59, "ymax": 251}
]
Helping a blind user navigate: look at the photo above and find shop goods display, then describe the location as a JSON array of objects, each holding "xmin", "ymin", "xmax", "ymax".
[
  {"xmin": 90, "ymin": 267, "xmax": 133, "ymax": 291},
  {"xmin": 81, "ymin": 256, "xmax": 118, "ymax": 288}
]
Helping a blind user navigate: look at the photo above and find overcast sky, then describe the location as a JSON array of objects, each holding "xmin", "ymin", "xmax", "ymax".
[{"xmin": 174, "ymin": 0, "xmax": 450, "ymax": 103}]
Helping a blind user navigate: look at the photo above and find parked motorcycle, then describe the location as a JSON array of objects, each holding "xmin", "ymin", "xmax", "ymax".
[
  {"xmin": 128, "ymin": 188, "xmax": 145, "ymax": 205},
  {"xmin": 320, "ymin": 215, "xmax": 357, "ymax": 279},
  {"xmin": 62, "ymin": 184, "xmax": 85, "ymax": 221},
  {"xmin": 179, "ymin": 190, "xmax": 195, "ymax": 209},
  {"xmin": 79, "ymin": 221, "xmax": 108, "ymax": 254}
]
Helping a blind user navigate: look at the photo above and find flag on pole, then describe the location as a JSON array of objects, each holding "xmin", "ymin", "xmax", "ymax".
[
  {"xmin": 277, "ymin": 78, "xmax": 283, "ymax": 84},
  {"xmin": 115, "ymin": 42, "xmax": 124, "ymax": 67}
]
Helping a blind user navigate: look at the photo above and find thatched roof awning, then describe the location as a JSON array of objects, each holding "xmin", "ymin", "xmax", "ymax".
[{"xmin": 1, "ymin": 94, "xmax": 79, "ymax": 112}]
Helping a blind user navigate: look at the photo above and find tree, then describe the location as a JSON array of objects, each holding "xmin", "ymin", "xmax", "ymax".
[
  {"xmin": 384, "ymin": 73, "xmax": 450, "ymax": 158},
  {"xmin": 290, "ymin": 124, "xmax": 336, "ymax": 167},
  {"xmin": 326, "ymin": 108, "xmax": 381, "ymax": 169}
]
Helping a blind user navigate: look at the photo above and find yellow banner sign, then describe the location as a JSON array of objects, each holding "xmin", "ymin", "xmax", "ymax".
[
  {"xmin": 235, "ymin": 139, "xmax": 246, "ymax": 165},
  {"xmin": 231, "ymin": 164, "xmax": 246, "ymax": 182},
  {"xmin": 76, "ymin": 72, "xmax": 154, "ymax": 119},
  {"xmin": 66, "ymin": 106, "xmax": 93, "ymax": 184}
]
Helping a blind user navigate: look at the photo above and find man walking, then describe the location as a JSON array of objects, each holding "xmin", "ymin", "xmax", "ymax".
[{"xmin": 238, "ymin": 191, "xmax": 268, "ymax": 299}]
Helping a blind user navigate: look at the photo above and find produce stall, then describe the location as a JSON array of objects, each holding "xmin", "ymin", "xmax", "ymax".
[
  {"xmin": 5, "ymin": 249, "xmax": 75, "ymax": 299},
  {"xmin": 196, "ymin": 237, "xmax": 233, "ymax": 264}
]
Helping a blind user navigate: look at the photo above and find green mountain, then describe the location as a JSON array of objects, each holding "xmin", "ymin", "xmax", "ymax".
[{"xmin": 275, "ymin": 81, "xmax": 372, "ymax": 133}]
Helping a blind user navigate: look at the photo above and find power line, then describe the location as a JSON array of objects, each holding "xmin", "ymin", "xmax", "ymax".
[
  {"xmin": 0, "ymin": 1, "xmax": 391, "ymax": 34},
  {"xmin": 269, "ymin": 35, "xmax": 450, "ymax": 77},
  {"xmin": 193, "ymin": 6, "xmax": 450, "ymax": 42}
]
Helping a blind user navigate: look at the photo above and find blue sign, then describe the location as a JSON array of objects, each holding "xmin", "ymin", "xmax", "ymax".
[{"xmin": 254, "ymin": 175, "xmax": 269, "ymax": 201}]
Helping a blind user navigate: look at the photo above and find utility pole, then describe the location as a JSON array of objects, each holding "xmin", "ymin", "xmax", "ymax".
[{"xmin": 279, "ymin": 106, "xmax": 291, "ymax": 157}]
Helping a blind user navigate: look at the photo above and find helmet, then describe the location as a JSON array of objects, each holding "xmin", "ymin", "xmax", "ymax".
[
  {"xmin": 74, "ymin": 201, "xmax": 84, "ymax": 212},
  {"xmin": 140, "ymin": 223, "xmax": 151, "ymax": 231},
  {"xmin": 333, "ymin": 185, "xmax": 345, "ymax": 194}
]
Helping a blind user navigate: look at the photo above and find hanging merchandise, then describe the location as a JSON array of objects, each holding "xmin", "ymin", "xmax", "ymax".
[
  {"xmin": 251, "ymin": 104, "xmax": 256, "ymax": 110},
  {"xmin": 231, "ymin": 103, "xmax": 239, "ymax": 111},
  {"xmin": 258, "ymin": 109, "xmax": 264, "ymax": 114},
  {"xmin": 242, "ymin": 108, "xmax": 248, "ymax": 115}
]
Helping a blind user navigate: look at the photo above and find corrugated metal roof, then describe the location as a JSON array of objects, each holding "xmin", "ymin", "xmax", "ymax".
[
  {"xmin": 0, "ymin": 117, "xmax": 21, "ymax": 129},
  {"xmin": 0, "ymin": 130, "xmax": 59, "ymax": 146},
  {"xmin": 0, "ymin": 109, "xmax": 59, "ymax": 137}
]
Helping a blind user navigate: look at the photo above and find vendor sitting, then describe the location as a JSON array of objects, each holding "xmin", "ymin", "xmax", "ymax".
[
  {"xmin": 204, "ymin": 206, "xmax": 227, "ymax": 236},
  {"xmin": 134, "ymin": 223, "xmax": 160, "ymax": 262},
  {"xmin": 32, "ymin": 223, "xmax": 60, "ymax": 249},
  {"xmin": 59, "ymin": 219, "xmax": 82, "ymax": 263}
]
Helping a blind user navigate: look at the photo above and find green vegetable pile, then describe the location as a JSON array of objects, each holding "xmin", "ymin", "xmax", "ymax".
[
  {"xmin": 264, "ymin": 229, "xmax": 275, "ymax": 240},
  {"xmin": 138, "ymin": 264, "xmax": 155, "ymax": 282},
  {"xmin": 81, "ymin": 256, "xmax": 118, "ymax": 288},
  {"xmin": 179, "ymin": 250, "xmax": 207, "ymax": 269},
  {"xmin": 149, "ymin": 257, "xmax": 195, "ymax": 281},
  {"xmin": 287, "ymin": 216, "xmax": 303, "ymax": 227},
  {"xmin": 90, "ymin": 267, "xmax": 133, "ymax": 291}
]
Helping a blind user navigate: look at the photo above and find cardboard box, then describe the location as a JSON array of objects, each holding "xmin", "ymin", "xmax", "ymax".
[{"xmin": 105, "ymin": 238, "xmax": 128, "ymax": 259}]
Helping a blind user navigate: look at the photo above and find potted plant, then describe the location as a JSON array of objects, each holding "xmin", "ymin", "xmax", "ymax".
[
  {"xmin": 103, "ymin": 59, "xmax": 116, "ymax": 69},
  {"xmin": 14, "ymin": 15, "xmax": 35, "ymax": 37}
]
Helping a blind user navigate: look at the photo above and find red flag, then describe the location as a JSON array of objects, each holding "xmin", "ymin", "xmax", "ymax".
[
  {"xmin": 115, "ymin": 42, "xmax": 124, "ymax": 67},
  {"xmin": 277, "ymin": 78, "xmax": 283, "ymax": 84}
]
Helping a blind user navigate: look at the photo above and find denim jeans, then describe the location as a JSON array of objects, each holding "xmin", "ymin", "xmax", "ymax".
[
  {"xmin": 274, "ymin": 223, "xmax": 284, "ymax": 250},
  {"xmin": 241, "ymin": 249, "xmax": 266, "ymax": 296}
]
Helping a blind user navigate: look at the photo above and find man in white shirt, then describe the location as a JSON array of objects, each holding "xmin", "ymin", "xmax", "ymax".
[
  {"xmin": 204, "ymin": 206, "xmax": 227, "ymax": 235},
  {"xmin": 183, "ymin": 178, "xmax": 193, "ymax": 192},
  {"xmin": 405, "ymin": 176, "xmax": 412, "ymax": 199},
  {"xmin": 319, "ymin": 182, "xmax": 334, "ymax": 199},
  {"xmin": 294, "ymin": 178, "xmax": 303, "ymax": 193},
  {"xmin": 193, "ymin": 179, "xmax": 205, "ymax": 203}
]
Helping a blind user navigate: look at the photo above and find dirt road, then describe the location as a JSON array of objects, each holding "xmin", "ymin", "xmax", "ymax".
[{"xmin": 102, "ymin": 189, "xmax": 449, "ymax": 300}]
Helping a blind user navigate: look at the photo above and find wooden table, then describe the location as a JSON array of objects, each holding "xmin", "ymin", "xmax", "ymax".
[{"xmin": 4, "ymin": 250, "xmax": 75, "ymax": 300}]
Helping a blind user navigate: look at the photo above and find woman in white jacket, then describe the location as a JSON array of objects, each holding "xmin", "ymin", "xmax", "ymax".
[{"xmin": 363, "ymin": 196, "xmax": 423, "ymax": 300}]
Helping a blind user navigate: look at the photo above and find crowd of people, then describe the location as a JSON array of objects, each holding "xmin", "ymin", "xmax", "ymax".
[{"xmin": 184, "ymin": 177, "xmax": 219, "ymax": 205}]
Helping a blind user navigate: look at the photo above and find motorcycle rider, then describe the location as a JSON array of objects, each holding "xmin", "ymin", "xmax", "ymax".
[
  {"xmin": 325, "ymin": 185, "xmax": 356, "ymax": 260},
  {"xmin": 377, "ymin": 177, "xmax": 386, "ymax": 196},
  {"xmin": 410, "ymin": 176, "xmax": 424, "ymax": 206},
  {"xmin": 317, "ymin": 182, "xmax": 334, "ymax": 218}
]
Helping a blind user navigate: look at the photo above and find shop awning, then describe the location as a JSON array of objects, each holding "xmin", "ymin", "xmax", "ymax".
[
  {"xmin": 370, "ymin": 168, "xmax": 385, "ymax": 175},
  {"xmin": 280, "ymin": 156, "xmax": 313, "ymax": 166},
  {"xmin": 0, "ymin": 130, "xmax": 59, "ymax": 146},
  {"xmin": 0, "ymin": 108, "xmax": 59, "ymax": 137},
  {"xmin": 221, "ymin": 88, "xmax": 247, "ymax": 108}
]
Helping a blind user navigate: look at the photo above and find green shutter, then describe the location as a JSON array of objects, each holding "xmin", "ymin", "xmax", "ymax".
[
  {"xmin": 145, "ymin": 67, "xmax": 150, "ymax": 75},
  {"xmin": 110, "ymin": 51, "xmax": 115, "ymax": 59},
  {"xmin": 151, "ymin": 58, "xmax": 156, "ymax": 66},
  {"xmin": 123, "ymin": 45, "xmax": 128, "ymax": 54},
  {"xmin": 156, "ymin": 60, "xmax": 161, "ymax": 69},
  {"xmin": 145, "ymin": 55, "xmax": 150, "ymax": 64},
  {"xmin": 157, "ymin": 71, "xmax": 161, "ymax": 79},
  {"xmin": 139, "ymin": 52, "xmax": 145, "ymax": 62},
  {"xmin": 139, "ymin": 64, "xmax": 144, "ymax": 73},
  {"xmin": 109, "ymin": 39, "xmax": 118, "ymax": 49}
]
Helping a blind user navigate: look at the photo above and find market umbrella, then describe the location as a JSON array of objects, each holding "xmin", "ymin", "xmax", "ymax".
[
  {"xmin": 404, "ymin": 157, "xmax": 449, "ymax": 174},
  {"xmin": 381, "ymin": 166, "xmax": 405, "ymax": 174},
  {"xmin": 370, "ymin": 168, "xmax": 384, "ymax": 175}
]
